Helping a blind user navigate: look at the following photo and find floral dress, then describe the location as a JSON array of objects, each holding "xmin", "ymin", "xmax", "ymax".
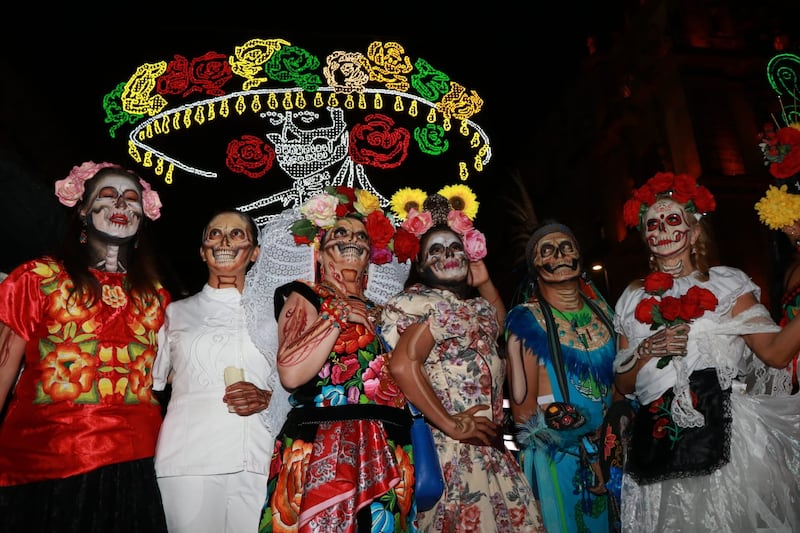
[
  {"xmin": 259, "ymin": 281, "xmax": 416, "ymax": 533},
  {"xmin": 381, "ymin": 283, "xmax": 543, "ymax": 533},
  {"xmin": 0, "ymin": 257, "xmax": 170, "ymax": 485}
]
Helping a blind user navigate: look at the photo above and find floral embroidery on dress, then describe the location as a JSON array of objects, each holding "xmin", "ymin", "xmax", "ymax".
[
  {"xmin": 30, "ymin": 258, "xmax": 167, "ymax": 405},
  {"xmin": 102, "ymin": 284, "xmax": 127, "ymax": 308}
]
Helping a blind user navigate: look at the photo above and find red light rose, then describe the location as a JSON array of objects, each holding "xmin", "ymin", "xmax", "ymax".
[
  {"xmin": 226, "ymin": 135, "xmax": 275, "ymax": 178},
  {"xmin": 348, "ymin": 114, "xmax": 410, "ymax": 169}
]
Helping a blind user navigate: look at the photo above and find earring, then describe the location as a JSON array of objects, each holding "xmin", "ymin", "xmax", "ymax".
[
  {"xmin": 79, "ymin": 220, "xmax": 87, "ymax": 244},
  {"xmin": 690, "ymin": 245, "xmax": 696, "ymax": 256}
]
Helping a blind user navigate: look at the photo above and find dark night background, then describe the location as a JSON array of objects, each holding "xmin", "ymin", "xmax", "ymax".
[
  {"xmin": 0, "ymin": 7, "xmax": 618, "ymax": 302},
  {"xmin": 4, "ymin": 3, "xmax": 798, "ymax": 315}
]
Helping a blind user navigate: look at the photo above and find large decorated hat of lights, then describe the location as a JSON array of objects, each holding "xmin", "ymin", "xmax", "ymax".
[{"xmin": 102, "ymin": 36, "xmax": 492, "ymax": 226}]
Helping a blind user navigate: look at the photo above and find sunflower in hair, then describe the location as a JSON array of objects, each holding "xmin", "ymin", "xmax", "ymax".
[
  {"xmin": 438, "ymin": 184, "xmax": 478, "ymax": 220},
  {"xmin": 390, "ymin": 187, "xmax": 427, "ymax": 221}
]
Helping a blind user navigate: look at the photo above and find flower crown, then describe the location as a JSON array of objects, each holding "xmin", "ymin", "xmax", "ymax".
[
  {"xmin": 623, "ymin": 172, "xmax": 716, "ymax": 231},
  {"xmin": 290, "ymin": 186, "xmax": 418, "ymax": 264},
  {"xmin": 54, "ymin": 161, "xmax": 163, "ymax": 221},
  {"xmin": 389, "ymin": 184, "xmax": 487, "ymax": 261}
]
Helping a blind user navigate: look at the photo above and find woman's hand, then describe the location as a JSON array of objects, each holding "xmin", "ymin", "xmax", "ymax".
[
  {"xmin": 639, "ymin": 324, "xmax": 690, "ymax": 358},
  {"xmin": 223, "ymin": 381, "xmax": 272, "ymax": 416},
  {"xmin": 448, "ymin": 404, "xmax": 499, "ymax": 445},
  {"xmin": 344, "ymin": 298, "xmax": 379, "ymax": 336}
]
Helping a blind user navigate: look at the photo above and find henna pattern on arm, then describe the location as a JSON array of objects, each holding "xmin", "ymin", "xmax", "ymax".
[{"xmin": 277, "ymin": 304, "xmax": 337, "ymax": 368}]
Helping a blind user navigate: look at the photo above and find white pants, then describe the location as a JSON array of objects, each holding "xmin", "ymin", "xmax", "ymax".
[{"xmin": 158, "ymin": 471, "xmax": 268, "ymax": 533}]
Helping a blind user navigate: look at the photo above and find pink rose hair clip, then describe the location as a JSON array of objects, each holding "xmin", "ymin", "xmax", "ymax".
[{"xmin": 54, "ymin": 161, "xmax": 163, "ymax": 220}]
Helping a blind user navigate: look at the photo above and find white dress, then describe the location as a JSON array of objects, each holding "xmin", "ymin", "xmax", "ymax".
[
  {"xmin": 152, "ymin": 284, "xmax": 287, "ymax": 532},
  {"xmin": 614, "ymin": 266, "xmax": 800, "ymax": 532}
]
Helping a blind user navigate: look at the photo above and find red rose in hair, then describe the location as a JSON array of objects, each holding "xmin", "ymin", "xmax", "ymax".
[
  {"xmin": 643, "ymin": 272, "xmax": 674, "ymax": 295},
  {"xmin": 633, "ymin": 185, "xmax": 656, "ymax": 206},
  {"xmin": 671, "ymin": 173, "xmax": 696, "ymax": 204},
  {"xmin": 364, "ymin": 211, "xmax": 394, "ymax": 249},
  {"xmin": 648, "ymin": 172, "xmax": 676, "ymax": 195},
  {"xmin": 692, "ymin": 186, "xmax": 716, "ymax": 214},
  {"xmin": 392, "ymin": 228, "xmax": 420, "ymax": 263},
  {"xmin": 623, "ymin": 199, "xmax": 644, "ymax": 228}
]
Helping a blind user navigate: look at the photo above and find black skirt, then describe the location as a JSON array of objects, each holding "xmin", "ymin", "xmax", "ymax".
[{"xmin": 0, "ymin": 458, "xmax": 168, "ymax": 533}]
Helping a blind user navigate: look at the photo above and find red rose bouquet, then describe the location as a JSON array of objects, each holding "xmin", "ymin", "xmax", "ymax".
[{"xmin": 635, "ymin": 272, "xmax": 718, "ymax": 330}]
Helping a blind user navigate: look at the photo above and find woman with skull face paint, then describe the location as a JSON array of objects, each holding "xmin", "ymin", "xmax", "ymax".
[
  {"xmin": 152, "ymin": 209, "xmax": 290, "ymax": 533},
  {"xmin": 0, "ymin": 161, "xmax": 171, "ymax": 532},
  {"xmin": 504, "ymin": 220, "xmax": 623, "ymax": 533},
  {"xmin": 614, "ymin": 171, "xmax": 800, "ymax": 532},
  {"xmin": 259, "ymin": 187, "xmax": 416, "ymax": 533},
  {"xmin": 381, "ymin": 193, "xmax": 544, "ymax": 533}
]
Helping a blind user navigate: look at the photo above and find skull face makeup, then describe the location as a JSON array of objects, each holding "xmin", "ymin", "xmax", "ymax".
[
  {"xmin": 644, "ymin": 198, "xmax": 694, "ymax": 259},
  {"xmin": 81, "ymin": 172, "xmax": 144, "ymax": 243},
  {"xmin": 417, "ymin": 228, "xmax": 468, "ymax": 289},
  {"xmin": 201, "ymin": 212, "xmax": 259, "ymax": 279},
  {"xmin": 319, "ymin": 217, "xmax": 370, "ymax": 290},
  {"xmin": 532, "ymin": 231, "xmax": 581, "ymax": 284}
]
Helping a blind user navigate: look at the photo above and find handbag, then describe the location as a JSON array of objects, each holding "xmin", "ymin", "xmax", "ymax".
[{"xmin": 408, "ymin": 402, "xmax": 445, "ymax": 512}]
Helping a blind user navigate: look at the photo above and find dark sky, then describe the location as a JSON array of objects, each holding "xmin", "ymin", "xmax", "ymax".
[{"xmin": 1, "ymin": 9, "xmax": 618, "ymax": 296}]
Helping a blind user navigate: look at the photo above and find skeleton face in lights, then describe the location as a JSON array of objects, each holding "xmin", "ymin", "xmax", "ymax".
[
  {"xmin": 418, "ymin": 228, "xmax": 468, "ymax": 288},
  {"xmin": 644, "ymin": 198, "xmax": 692, "ymax": 258},
  {"xmin": 320, "ymin": 217, "xmax": 370, "ymax": 270},
  {"xmin": 201, "ymin": 212, "xmax": 257, "ymax": 274},
  {"xmin": 533, "ymin": 231, "xmax": 581, "ymax": 284},
  {"xmin": 82, "ymin": 173, "xmax": 143, "ymax": 242}
]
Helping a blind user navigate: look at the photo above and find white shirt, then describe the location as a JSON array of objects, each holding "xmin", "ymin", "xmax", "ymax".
[{"xmin": 153, "ymin": 284, "xmax": 279, "ymax": 477}]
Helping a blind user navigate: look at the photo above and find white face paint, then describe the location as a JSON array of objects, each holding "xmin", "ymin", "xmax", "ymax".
[
  {"xmin": 533, "ymin": 231, "xmax": 581, "ymax": 284},
  {"xmin": 419, "ymin": 229, "xmax": 468, "ymax": 284},
  {"xmin": 84, "ymin": 173, "xmax": 143, "ymax": 241},
  {"xmin": 644, "ymin": 198, "xmax": 692, "ymax": 259},
  {"xmin": 201, "ymin": 212, "xmax": 256, "ymax": 275}
]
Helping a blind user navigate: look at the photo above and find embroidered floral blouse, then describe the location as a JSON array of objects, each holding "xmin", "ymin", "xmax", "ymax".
[{"xmin": 0, "ymin": 258, "xmax": 170, "ymax": 485}]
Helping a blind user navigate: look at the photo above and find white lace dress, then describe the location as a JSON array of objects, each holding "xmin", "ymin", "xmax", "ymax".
[{"xmin": 613, "ymin": 266, "xmax": 800, "ymax": 532}]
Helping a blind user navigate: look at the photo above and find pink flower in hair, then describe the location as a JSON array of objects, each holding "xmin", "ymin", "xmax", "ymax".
[
  {"xmin": 54, "ymin": 161, "xmax": 118, "ymax": 207},
  {"xmin": 462, "ymin": 228, "xmax": 487, "ymax": 261},
  {"xmin": 139, "ymin": 179, "xmax": 163, "ymax": 221},
  {"xmin": 400, "ymin": 208, "xmax": 433, "ymax": 237},
  {"xmin": 54, "ymin": 161, "xmax": 162, "ymax": 221},
  {"xmin": 446, "ymin": 209, "xmax": 473, "ymax": 234}
]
